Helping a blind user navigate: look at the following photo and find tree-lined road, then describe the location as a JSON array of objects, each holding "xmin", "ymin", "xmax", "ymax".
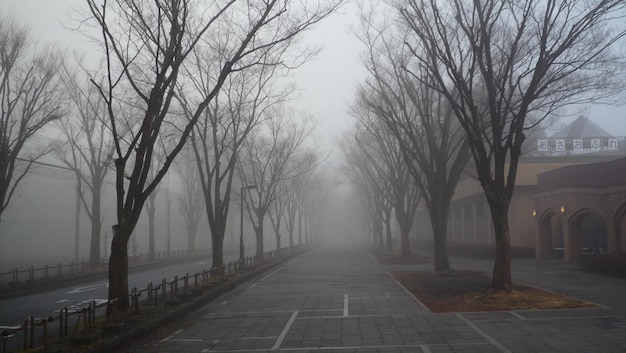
[{"xmin": 0, "ymin": 256, "xmax": 231, "ymax": 327}]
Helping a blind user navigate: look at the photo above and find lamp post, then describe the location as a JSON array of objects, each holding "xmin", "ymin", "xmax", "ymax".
[{"xmin": 240, "ymin": 184, "xmax": 257, "ymax": 260}]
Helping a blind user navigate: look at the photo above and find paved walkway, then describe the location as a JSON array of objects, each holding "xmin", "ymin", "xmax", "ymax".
[{"xmin": 118, "ymin": 244, "xmax": 626, "ymax": 353}]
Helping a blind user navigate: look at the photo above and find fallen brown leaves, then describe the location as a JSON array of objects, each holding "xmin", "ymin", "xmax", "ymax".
[{"xmin": 391, "ymin": 270, "xmax": 597, "ymax": 313}]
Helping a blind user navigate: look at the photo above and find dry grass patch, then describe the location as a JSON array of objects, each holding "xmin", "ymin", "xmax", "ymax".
[{"xmin": 391, "ymin": 270, "xmax": 597, "ymax": 313}]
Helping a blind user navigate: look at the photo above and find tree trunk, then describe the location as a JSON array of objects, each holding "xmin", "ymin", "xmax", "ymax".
[
  {"xmin": 187, "ymin": 221, "xmax": 197, "ymax": 255},
  {"xmin": 429, "ymin": 200, "xmax": 451, "ymax": 272},
  {"xmin": 398, "ymin": 217, "xmax": 411, "ymax": 256},
  {"xmin": 254, "ymin": 223, "xmax": 264, "ymax": 258},
  {"xmin": 384, "ymin": 208, "xmax": 393, "ymax": 252},
  {"xmin": 488, "ymin": 203, "xmax": 512, "ymax": 292},
  {"xmin": 298, "ymin": 211, "xmax": 303, "ymax": 245},
  {"xmin": 89, "ymin": 191, "xmax": 102, "ymax": 269},
  {"xmin": 211, "ymin": 233, "xmax": 224, "ymax": 272},
  {"xmin": 276, "ymin": 233, "xmax": 281, "ymax": 250},
  {"xmin": 148, "ymin": 204, "xmax": 156, "ymax": 261},
  {"xmin": 374, "ymin": 215, "xmax": 384, "ymax": 248},
  {"xmin": 107, "ymin": 224, "xmax": 129, "ymax": 312}
]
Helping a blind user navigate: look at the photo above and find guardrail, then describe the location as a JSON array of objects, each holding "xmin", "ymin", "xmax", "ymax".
[
  {"xmin": 0, "ymin": 248, "xmax": 211, "ymax": 286},
  {"xmin": 0, "ymin": 247, "xmax": 294, "ymax": 353}
]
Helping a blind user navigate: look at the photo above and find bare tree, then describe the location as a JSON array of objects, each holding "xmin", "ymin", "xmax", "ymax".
[
  {"xmin": 355, "ymin": 7, "xmax": 471, "ymax": 270},
  {"xmin": 178, "ymin": 47, "xmax": 293, "ymax": 269},
  {"xmin": 341, "ymin": 132, "xmax": 393, "ymax": 249},
  {"xmin": 0, "ymin": 18, "xmax": 65, "ymax": 224},
  {"xmin": 57, "ymin": 63, "xmax": 115, "ymax": 268},
  {"xmin": 268, "ymin": 182, "xmax": 286, "ymax": 250},
  {"xmin": 238, "ymin": 111, "xmax": 316, "ymax": 257},
  {"xmin": 85, "ymin": 0, "xmax": 343, "ymax": 309},
  {"xmin": 174, "ymin": 150, "xmax": 205, "ymax": 256},
  {"xmin": 397, "ymin": 0, "xmax": 626, "ymax": 291},
  {"xmin": 351, "ymin": 103, "xmax": 422, "ymax": 256}
]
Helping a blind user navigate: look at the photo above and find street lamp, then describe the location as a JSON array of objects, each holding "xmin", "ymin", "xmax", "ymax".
[{"xmin": 240, "ymin": 184, "xmax": 257, "ymax": 260}]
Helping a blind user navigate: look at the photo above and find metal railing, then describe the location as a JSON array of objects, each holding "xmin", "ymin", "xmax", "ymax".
[
  {"xmin": 0, "ymin": 247, "xmax": 295, "ymax": 353},
  {"xmin": 0, "ymin": 248, "xmax": 210, "ymax": 286}
]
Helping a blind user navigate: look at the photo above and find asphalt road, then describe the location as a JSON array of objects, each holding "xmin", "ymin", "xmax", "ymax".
[{"xmin": 0, "ymin": 255, "xmax": 236, "ymax": 327}]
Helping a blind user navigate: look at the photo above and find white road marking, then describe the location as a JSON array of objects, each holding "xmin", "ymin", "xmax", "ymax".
[
  {"xmin": 271, "ymin": 311, "xmax": 298, "ymax": 350},
  {"xmin": 343, "ymin": 294, "xmax": 349, "ymax": 317},
  {"xmin": 457, "ymin": 313, "xmax": 512, "ymax": 353},
  {"xmin": 509, "ymin": 311, "xmax": 526, "ymax": 320},
  {"xmin": 66, "ymin": 283, "xmax": 108, "ymax": 294},
  {"xmin": 56, "ymin": 299, "xmax": 68, "ymax": 303},
  {"xmin": 387, "ymin": 271, "xmax": 430, "ymax": 312},
  {"xmin": 159, "ymin": 329, "xmax": 184, "ymax": 343},
  {"xmin": 247, "ymin": 283, "xmax": 257, "ymax": 290}
]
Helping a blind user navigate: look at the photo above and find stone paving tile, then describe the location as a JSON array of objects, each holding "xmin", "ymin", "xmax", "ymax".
[{"xmin": 113, "ymin": 246, "xmax": 626, "ymax": 353}]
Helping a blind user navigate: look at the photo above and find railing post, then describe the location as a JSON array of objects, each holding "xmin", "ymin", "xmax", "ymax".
[
  {"xmin": 153, "ymin": 285, "xmax": 160, "ymax": 307},
  {"xmin": 90, "ymin": 300, "xmax": 96, "ymax": 326},
  {"xmin": 28, "ymin": 267, "xmax": 34, "ymax": 282},
  {"xmin": 12, "ymin": 268, "xmax": 17, "ymax": 284},
  {"xmin": 169, "ymin": 280, "xmax": 175, "ymax": 300},
  {"xmin": 57, "ymin": 263, "xmax": 62, "ymax": 277},
  {"xmin": 22, "ymin": 318, "xmax": 28, "ymax": 351},
  {"xmin": 161, "ymin": 279, "xmax": 167, "ymax": 298},
  {"xmin": 147, "ymin": 282, "xmax": 153, "ymax": 303},
  {"xmin": 82, "ymin": 308, "xmax": 89, "ymax": 334},
  {"xmin": 42, "ymin": 319, "xmax": 48, "ymax": 352},
  {"xmin": 183, "ymin": 274, "xmax": 188, "ymax": 291},
  {"xmin": 63, "ymin": 307, "xmax": 69, "ymax": 337},
  {"xmin": 29, "ymin": 316, "xmax": 34, "ymax": 349},
  {"xmin": 58, "ymin": 307, "xmax": 64, "ymax": 338},
  {"xmin": 44, "ymin": 265, "xmax": 49, "ymax": 280}
]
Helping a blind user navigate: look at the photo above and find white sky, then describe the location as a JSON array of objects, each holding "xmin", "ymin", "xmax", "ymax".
[{"xmin": 1, "ymin": 0, "xmax": 624, "ymax": 144}]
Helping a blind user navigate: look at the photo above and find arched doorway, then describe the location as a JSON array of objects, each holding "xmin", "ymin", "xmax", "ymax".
[
  {"xmin": 571, "ymin": 211, "xmax": 608, "ymax": 255},
  {"xmin": 537, "ymin": 210, "xmax": 564, "ymax": 259}
]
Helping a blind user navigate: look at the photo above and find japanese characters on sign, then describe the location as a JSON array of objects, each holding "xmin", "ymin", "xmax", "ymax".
[{"xmin": 536, "ymin": 138, "xmax": 621, "ymax": 154}]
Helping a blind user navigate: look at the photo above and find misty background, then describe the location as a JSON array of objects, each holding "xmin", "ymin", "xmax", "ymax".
[{"xmin": 1, "ymin": 0, "xmax": 624, "ymax": 271}]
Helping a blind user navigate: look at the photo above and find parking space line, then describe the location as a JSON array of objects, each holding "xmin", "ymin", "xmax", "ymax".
[
  {"xmin": 456, "ymin": 313, "xmax": 512, "ymax": 353},
  {"xmin": 271, "ymin": 311, "xmax": 298, "ymax": 350}
]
